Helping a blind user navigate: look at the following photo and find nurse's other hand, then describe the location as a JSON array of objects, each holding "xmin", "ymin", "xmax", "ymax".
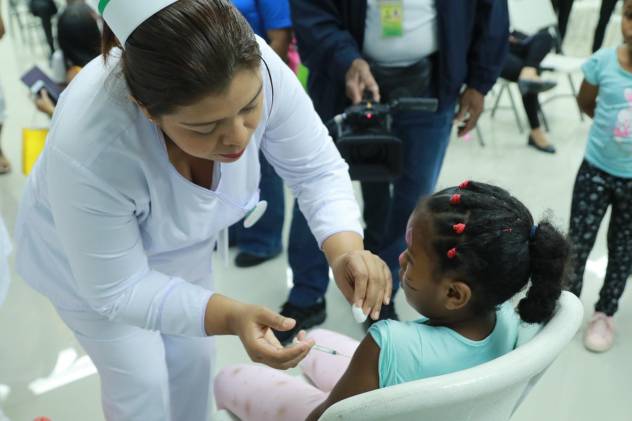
[
  {"xmin": 235, "ymin": 305, "xmax": 314, "ymax": 369},
  {"xmin": 332, "ymin": 251, "xmax": 393, "ymax": 321}
]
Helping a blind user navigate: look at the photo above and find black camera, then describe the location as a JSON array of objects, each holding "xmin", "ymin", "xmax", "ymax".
[{"xmin": 327, "ymin": 95, "xmax": 439, "ymax": 182}]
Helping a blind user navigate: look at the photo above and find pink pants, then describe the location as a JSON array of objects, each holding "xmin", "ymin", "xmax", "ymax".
[{"xmin": 214, "ymin": 329, "xmax": 360, "ymax": 421}]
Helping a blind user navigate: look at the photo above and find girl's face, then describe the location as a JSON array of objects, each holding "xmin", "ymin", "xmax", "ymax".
[
  {"xmin": 622, "ymin": 1, "xmax": 632, "ymax": 45},
  {"xmin": 156, "ymin": 68, "xmax": 264, "ymax": 163},
  {"xmin": 399, "ymin": 212, "xmax": 452, "ymax": 318}
]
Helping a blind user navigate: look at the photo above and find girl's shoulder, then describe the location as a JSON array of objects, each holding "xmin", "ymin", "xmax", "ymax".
[
  {"xmin": 590, "ymin": 47, "xmax": 618, "ymax": 68},
  {"xmin": 368, "ymin": 317, "xmax": 444, "ymax": 350},
  {"xmin": 369, "ymin": 302, "xmax": 518, "ymax": 347},
  {"xmin": 368, "ymin": 319, "xmax": 422, "ymax": 347},
  {"xmin": 582, "ymin": 47, "xmax": 619, "ymax": 85}
]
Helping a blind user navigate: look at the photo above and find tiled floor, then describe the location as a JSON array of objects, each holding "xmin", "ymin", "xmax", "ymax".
[{"xmin": 1, "ymin": 1, "xmax": 631, "ymax": 420}]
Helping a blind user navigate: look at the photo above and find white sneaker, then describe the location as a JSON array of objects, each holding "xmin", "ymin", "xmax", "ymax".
[{"xmin": 583, "ymin": 312, "xmax": 615, "ymax": 353}]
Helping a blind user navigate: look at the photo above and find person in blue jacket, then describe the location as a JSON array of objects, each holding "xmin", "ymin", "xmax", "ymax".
[
  {"xmin": 230, "ymin": 0, "xmax": 293, "ymax": 267},
  {"xmin": 275, "ymin": 0, "xmax": 510, "ymax": 343}
]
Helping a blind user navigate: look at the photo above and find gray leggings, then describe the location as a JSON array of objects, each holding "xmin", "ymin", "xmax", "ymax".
[{"xmin": 568, "ymin": 160, "xmax": 632, "ymax": 316}]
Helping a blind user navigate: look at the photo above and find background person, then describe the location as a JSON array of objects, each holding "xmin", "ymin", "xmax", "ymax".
[
  {"xmin": 274, "ymin": 0, "xmax": 510, "ymax": 344},
  {"xmin": 230, "ymin": 0, "xmax": 293, "ymax": 268}
]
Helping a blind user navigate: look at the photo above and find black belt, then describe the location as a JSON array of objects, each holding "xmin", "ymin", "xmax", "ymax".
[{"xmin": 368, "ymin": 57, "xmax": 434, "ymax": 103}]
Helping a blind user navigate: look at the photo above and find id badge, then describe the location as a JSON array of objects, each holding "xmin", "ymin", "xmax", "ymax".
[{"xmin": 379, "ymin": 0, "xmax": 404, "ymax": 38}]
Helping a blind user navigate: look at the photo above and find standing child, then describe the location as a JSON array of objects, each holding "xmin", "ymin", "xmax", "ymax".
[
  {"xmin": 214, "ymin": 181, "xmax": 569, "ymax": 421},
  {"xmin": 570, "ymin": 0, "xmax": 632, "ymax": 353}
]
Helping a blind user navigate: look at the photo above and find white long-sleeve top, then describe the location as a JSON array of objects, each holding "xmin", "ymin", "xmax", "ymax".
[{"xmin": 14, "ymin": 38, "xmax": 362, "ymax": 337}]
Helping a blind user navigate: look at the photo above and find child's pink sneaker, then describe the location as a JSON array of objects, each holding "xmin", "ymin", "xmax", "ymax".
[{"xmin": 583, "ymin": 312, "xmax": 615, "ymax": 353}]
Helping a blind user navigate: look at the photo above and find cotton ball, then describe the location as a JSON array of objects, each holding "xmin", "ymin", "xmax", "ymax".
[{"xmin": 351, "ymin": 305, "xmax": 368, "ymax": 323}]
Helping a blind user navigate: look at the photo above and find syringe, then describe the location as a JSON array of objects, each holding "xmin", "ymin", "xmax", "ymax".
[
  {"xmin": 312, "ymin": 344, "xmax": 351, "ymax": 358},
  {"xmin": 292, "ymin": 338, "xmax": 351, "ymax": 358}
]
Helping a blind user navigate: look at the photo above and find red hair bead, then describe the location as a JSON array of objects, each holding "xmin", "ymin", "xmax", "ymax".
[
  {"xmin": 459, "ymin": 180, "xmax": 470, "ymax": 189},
  {"xmin": 447, "ymin": 248, "xmax": 457, "ymax": 259},
  {"xmin": 453, "ymin": 223, "xmax": 466, "ymax": 234},
  {"xmin": 450, "ymin": 194, "xmax": 461, "ymax": 205}
]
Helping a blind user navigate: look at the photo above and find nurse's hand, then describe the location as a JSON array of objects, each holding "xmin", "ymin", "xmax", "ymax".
[
  {"xmin": 332, "ymin": 250, "xmax": 393, "ymax": 321},
  {"xmin": 233, "ymin": 305, "xmax": 315, "ymax": 370},
  {"xmin": 205, "ymin": 295, "xmax": 314, "ymax": 369}
]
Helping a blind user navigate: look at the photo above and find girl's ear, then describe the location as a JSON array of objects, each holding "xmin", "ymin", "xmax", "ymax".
[{"xmin": 444, "ymin": 280, "xmax": 472, "ymax": 311}]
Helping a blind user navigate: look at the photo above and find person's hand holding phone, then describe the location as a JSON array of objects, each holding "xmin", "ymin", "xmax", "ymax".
[{"xmin": 35, "ymin": 90, "xmax": 55, "ymax": 118}]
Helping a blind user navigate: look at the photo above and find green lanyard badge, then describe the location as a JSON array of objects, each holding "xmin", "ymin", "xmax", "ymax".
[{"xmin": 379, "ymin": 0, "xmax": 404, "ymax": 38}]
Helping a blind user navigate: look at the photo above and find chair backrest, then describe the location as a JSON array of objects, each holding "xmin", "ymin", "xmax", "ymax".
[
  {"xmin": 508, "ymin": 0, "xmax": 558, "ymax": 35},
  {"xmin": 320, "ymin": 291, "xmax": 583, "ymax": 421}
]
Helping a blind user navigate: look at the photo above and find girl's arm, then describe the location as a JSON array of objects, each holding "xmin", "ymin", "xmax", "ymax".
[
  {"xmin": 577, "ymin": 79, "xmax": 599, "ymax": 119},
  {"xmin": 306, "ymin": 335, "xmax": 381, "ymax": 421}
]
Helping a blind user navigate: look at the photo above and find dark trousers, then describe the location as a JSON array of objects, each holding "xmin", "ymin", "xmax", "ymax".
[
  {"xmin": 568, "ymin": 160, "xmax": 632, "ymax": 316},
  {"xmin": 500, "ymin": 31, "xmax": 555, "ymax": 130},
  {"xmin": 593, "ymin": 0, "xmax": 619, "ymax": 53},
  {"xmin": 551, "ymin": 0, "xmax": 575, "ymax": 41}
]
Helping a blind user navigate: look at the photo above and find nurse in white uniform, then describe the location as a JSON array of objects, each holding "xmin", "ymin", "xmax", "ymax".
[{"xmin": 13, "ymin": 0, "xmax": 392, "ymax": 420}]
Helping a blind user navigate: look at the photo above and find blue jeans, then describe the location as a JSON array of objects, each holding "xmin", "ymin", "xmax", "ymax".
[
  {"xmin": 287, "ymin": 106, "xmax": 455, "ymax": 307},
  {"xmin": 231, "ymin": 153, "xmax": 285, "ymax": 257}
]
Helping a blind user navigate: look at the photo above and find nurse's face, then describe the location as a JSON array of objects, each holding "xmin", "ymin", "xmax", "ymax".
[{"xmin": 157, "ymin": 67, "xmax": 264, "ymax": 163}]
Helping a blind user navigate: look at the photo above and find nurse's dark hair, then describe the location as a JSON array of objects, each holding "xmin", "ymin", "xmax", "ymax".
[
  {"xmin": 101, "ymin": 0, "xmax": 261, "ymax": 116},
  {"xmin": 417, "ymin": 181, "xmax": 569, "ymax": 324}
]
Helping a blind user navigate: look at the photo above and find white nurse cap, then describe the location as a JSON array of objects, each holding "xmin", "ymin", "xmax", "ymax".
[{"xmin": 88, "ymin": 0, "xmax": 178, "ymax": 45}]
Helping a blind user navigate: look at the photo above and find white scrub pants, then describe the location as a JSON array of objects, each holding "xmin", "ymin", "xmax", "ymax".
[{"xmin": 56, "ymin": 306, "xmax": 215, "ymax": 421}]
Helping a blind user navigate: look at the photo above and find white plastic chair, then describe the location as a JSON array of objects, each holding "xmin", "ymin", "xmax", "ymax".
[{"xmin": 319, "ymin": 291, "xmax": 583, "ymax": 421}]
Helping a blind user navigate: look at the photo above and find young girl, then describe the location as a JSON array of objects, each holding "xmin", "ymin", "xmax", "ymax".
[
  {"xmin": 570, "ymin": 0, "xmax": 632, "ymax": 353},
  {"xmin": 214, "ymin": 181, "xmax": 569, "ymax": 421}
]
